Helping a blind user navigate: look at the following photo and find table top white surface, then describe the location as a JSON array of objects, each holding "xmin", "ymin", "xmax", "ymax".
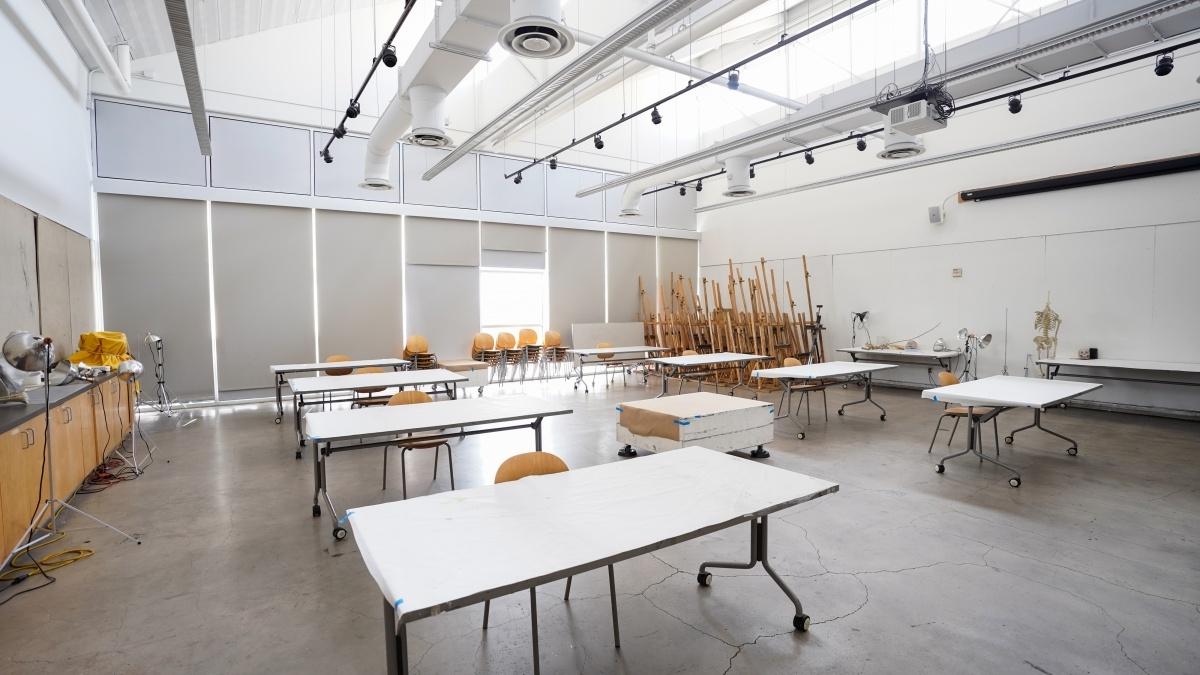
[
  {"xmin": 305, "ymin": 395, "xmax": 572, "ymax": 442},
  {"xmin": 289, "ymin": 369, "xmax": 466, "ymax": 395},
  {"xmin": 752, "ymin": 362, "xmax": 897, "ymax": 380},
  {"xmin": 618, "ymin": 391, "xmax": 773, "ymax": 415},
  {"xmin": 837, "ymin": 347, "xmax": 963, "ymax": 358},
  {"xmin": 347, "ymin": 446, "xmax": 838, "ymax": 622},
  {"xmin": 1037, "ymin": 358, "xmax": 1200, "ymax": 374},
  {"xmin": 270, "ymin": 358, "xmax": 408, "ymax": 374},
  {"xmin": 650, "ymin": 352, "xmax": 769, "ymax": 367},
  {"xmin": 922, "ymin": 375, "xmax": 1102, "ymax": 408},
  {"xmin": 566, "ymin": 345, "xmax": 670, "ymax": 356}
]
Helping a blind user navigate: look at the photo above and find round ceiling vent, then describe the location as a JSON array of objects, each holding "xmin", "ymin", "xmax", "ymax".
[
  {"xmin": 404, "ymin": 129, "xmax": 452, "ymax": 148},
  {"xmin": 722, "ymin": 187, "xmax": 757, "ymax": 198},
  {"xmin": 877, "ymin": 130, "xmax": 925, "ymax": 160},
  {"xmin": 499, "ymin": 17, "xmax": 576, "ymax": 59}
]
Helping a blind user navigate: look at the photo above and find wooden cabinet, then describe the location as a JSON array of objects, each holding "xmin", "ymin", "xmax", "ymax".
[{"xmin": 1, "ymin": 420, "xmax": 50, "ymax": 559}]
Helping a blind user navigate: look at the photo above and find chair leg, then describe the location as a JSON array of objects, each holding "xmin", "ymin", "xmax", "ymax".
[
  {"xmin": 382, "ymin": 445, "xmax": 389, "ymax": 490},
  {"xmin": 400, "ymin": 449, "xmax": 408, "ymax": 500},
  {"xmin": 433, "ymin": 446, "xmax": 439, "ymax": 480},
  {"xmin": 928, "ymin": 415, "xmax": 948, "ymax": 453},
  {"xmin": 993, "ymin": 417, "xmax": 1000, "ymax": 457},
  {"xmin": 564, "ymin": 575, "xmax": 572, "ymax": 601},
  {"xmin": 482, "ymin": 599, "xmax": 490, "ymax": 629},
  {"xmin": 805, "ymin": 390, "xmax": 812, "ymax": 424},
  {"xmin": 530, "ymin": 587, "xmax": 540, "ymax": 675},
  {"xmin": 608, "ymin": 564, "xmax": 621, "ymax": 649},
  {"xmin": 948, "ymin": 417, "xmax": 960, "ymax": 446},
  {"xmin": 445, "ymin": 444, "xmax": 455, "ymax": 489},
  {"xmin": 822, "ymin": 388, "xmax": 829, "ymax": 421}
]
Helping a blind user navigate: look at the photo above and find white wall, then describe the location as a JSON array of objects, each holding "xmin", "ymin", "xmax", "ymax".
[
  {"xmin": 0, "ymin": 1, "xmax": 93, "ymax": 236},
  {"xmin": 698, "ymin": 53, "xmax": 1200, "ymax": 415}
]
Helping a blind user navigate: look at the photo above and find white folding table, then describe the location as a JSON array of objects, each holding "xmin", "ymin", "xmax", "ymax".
[
  {"xmin": 305, "ymin": 395, "xmax": 573, "ymax": 540},
  {"xmin": 346, "ymin": 446, "xmax": 839, "ymax": 675},
  {"xmin": 838, "ymin": 346, "xmax": 962, "ymax": 372},
  {"xmin": 269, "ymin": 358, "xmax": 408, "ymax": 423},
  {"xmin": 922, "ymin": 375, "xmax": 1102, "ymax": 487},
  {"xmin": 564, "ymin": 345, "xmax": 670, "ymax": 392},
  {"xmin": 1038, "ymin": 357, "xmax": 1200, "ymax": 387},
  {"xmin": 288, "ymin": 369, "xmax": 467, "ymax": 456},
  {"xmin": 648, "ymin": 352, "xmax": 769, "ymax": 397},
  {"xmin": 752, "ymin": 362, "xmax": 897, "ymax": 439}
]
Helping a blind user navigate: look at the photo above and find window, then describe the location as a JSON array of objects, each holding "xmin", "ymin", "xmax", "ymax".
[{"xmin": 480, "ymin": 267, "xmax": 546, "ymax": 337}]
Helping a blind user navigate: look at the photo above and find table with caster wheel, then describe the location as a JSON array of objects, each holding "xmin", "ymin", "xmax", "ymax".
[
  {"xmin": 565, "ymin": 346, "xmax": 670, "ymax": 394},
  {"xmin": 345, "ymin": 446, "xmax": 838, "ymax": 675},
  {"xmin": 648, "ymin": 352, "xmax": 769, "ymax": 398},
  {"xmin": 923, "ymin": 375, "xmax": 1102, "ymax": 487},
  {"xmin": 270, "ymin": 358, "xmax": 408, "ymax": 425},
  {"xmin": 615, "ymin": 393, "xmax": 775, "ymax": 459},
  {"xmin": 752, "ymin": 362, "xmax": 896, "ymax": 440},
  {"xmin": 305, "ymin": 396, "xmax": 573, "ymax": 541}
]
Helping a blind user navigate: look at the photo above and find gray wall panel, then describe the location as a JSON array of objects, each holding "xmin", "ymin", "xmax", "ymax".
[
  {"xmin": 548, "ymin": 227, "xmax": 604, "ymax": 344},
  {"xmin": 211, "ymin": 202, "xmax": 314, "ymax": 393},
  {"xmin": 406, "ymin": 216, "xmax": 479, "ymax": 266},
  {"xmin": 94, "ymin": 100, "xmax": 206, "ymax": 186},
  {"xmin": 314, "ymin": 132, "xmax": 401, "ymax": 203},
  {"xmin": 403, "ymin": 145, "xmax": 478, "ymax": 210},
  {"xmin": 405, "ymin": 265, "xmax": 479, "ymax": 360},
  {"xmin": 546, "ymin": 167, "xmax": 604, "ymax": 221},
  {"xmin": 658, "ymin": 237, "xmax": 698, "ymax": 291},
  {"xmin": 98, "ymin": 194, "xmax": 213, "ymax": 400},
  {"xmin": 0, "ymin": 196, "xmax": 40, "ymax": 338},
  {"xmin": 315, "ymin": 210, "xmax": 404, "ymax": 359},
  {"xmin": 481, "ymin": 222, "xmax": 545, "ymax": 252},
  {"xmin": 479, "ymin": 156, "xmax": 544, "ymax": 215},
  {"xmin": 605, "ymin": 232, "xmax": 656, "ymax": 323},
  {"xmin": 210, "ymin": 117, "xmax": 312, "ymax": 195}
]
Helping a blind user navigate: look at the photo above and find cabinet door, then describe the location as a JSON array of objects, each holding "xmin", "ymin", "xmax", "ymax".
[
  {"xmin": 74, "ymin": 393, "xmax": 98, "ymax": 476},
  {"xmin": 0, "ymin": 419, "xmax": 50, "ymax": 557},
  {"xmin": 50, "ymin": 405, "xmax": 84, "ymax": 502},
  {"xmin": 90, "ymin": 388, "xmax": 108, "ymax": 466}
]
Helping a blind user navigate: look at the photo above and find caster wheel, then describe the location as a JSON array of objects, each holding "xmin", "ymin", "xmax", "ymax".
[
  {"xmin": 573, "ymin": 385, "xmax": 578, "ymax": 390},
  {"xmin": 797, "ymin": 432, "xmax": 805, "ymax": 440},
  {"xmin": 275, "ymin": 418, "xmax": 282, "ymax": 425},
  {"xmin": 1067, "ymin": 447, "xmax": 1078, "ymax": 456},
  {"xmin": 750, "ymin": 447, "xmax": 770, "ymax": 459},
  {"xmin": 295, "ymin": 450, "xmax": 302, "ymax": 459},
  {"xmin": 697, "ymin": 572, "xmax": 712, "ymax": 587},
  {"xmin": 841, "ymin": 384, "xmax": 848, "ymax": 389},
  {"xmin": 935, "ymin": 464, "xmax": 945, "ymax": 474},
  {"xmin": 312, "ymin": 504, "xmax": 321, "ymax": 518},
  {"xmin": 880, "ymin": 414, "xmax": 886, "ymax": 421},
  {"xmin": 837, "ymin": 409, "xmax": 845, "ymax": 416},
  {"xmin": 793, "ymin": 614, "xmax": 811, "ymax": 632},
  {"xmin": 618, "ymin": 446, "xmax": 637, "ymax": 458},
  {"xmin": 1009, "ymin": 477, "xmax": 1021, "ymax": 488},
  {"xmin": 333, "ymin": 527, "xmax": 347, "ymax": 540},
  {"xmin": 1004, "ymin": 436, "xmax": 1014, "ymax": 445}
]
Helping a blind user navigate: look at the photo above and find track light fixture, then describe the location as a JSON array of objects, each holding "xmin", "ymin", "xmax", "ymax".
[
  {"xmin": 1008, "ymin": 95, "xmax": 1022, "ymax": 114},
  {"xmin": 856, "ymin": 137, "xmax": 866, "ymax": 151},
  {"xmin": 804, "ymin": 151, "xmax": 814, "ymax": 165},
  {"xmin": 695, "ymin": 179, "xmax": 703, "ymax": 192},
  {"xmin": 749, "ymin": 166, "xmax": 756, "ymax": 179},
  {"xmin": 333, "ymin": 124, "xmax": 346, "ymax": 139},
  {"xmin": 549, "ymin": 156, "xmax": 557, "ymax": 170},
  {"xmin": 593, "ymin": 134, "xmax": 604, "ymax": 150},
  {"xmin": 320, "ymin": 149, "xmax": 333, "ymax": 164},
  {"xmin": 679, "ymin": 186, "xmax": 686, "ymax": 196},
  {"xmin": 381, "ymin": 45, "xmax": 398, "ymax": 68},
  {"xmin": 1154, "ymin": 53, "xmax": 1174, "ymax": 77},
  {"xmin": 651, "ymin": 107, "xmax": 662, "ymax": 125},
  {"xmin": 346, "ymin": 100, "xmax": 361, "ymax": 118},
  {"xmin": 727, "ymin": 70, "xmax": 740, "ymax": 90},
  {"xmin": 514, "ymin": 172, "xmax": 523, "ymax": 185}
]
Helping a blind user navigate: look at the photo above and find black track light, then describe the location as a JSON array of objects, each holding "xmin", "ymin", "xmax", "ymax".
[
  {"xmin": 804, "ymin": 151, "xmax": 814, "ymax": 165},
  {"xmin": 727, "ymin": 70, "xmax": 740, "ymax": 90},
  {"xmin": 651, "ymin": 107, "xmax": 662, "ymax": 125},
  {"xmin": 333, "ymin": 124, "xmax": 346, "ymax": 139},
  {"xmin": 514, "ymin": 172, "xmax": 523, "ymax": 185},
  {"xmin": 346, "ymin": 100, "xmax": 361, "ymax": 118},
  {"xmin": 1008, "ymin": 95, "xmax": 1022, "ymax": 114},
  {"xmin": 749, "ymin": 166, "xmax": 756, "ymax": 179},
  {"xmin": 1154, "ymin": 53, "xmax": 1174, "ymax": 77},
  {"xmin": 593, "ymin": 134, "xmax": 604, "ymax": 150},
  {"xmin": 549, "ymin": 156, "xmax": 557, "ymax": 170},
  {"xmin": 695, "ymin": 179, "xmax": 703, "ymax": 192},
  {"xmin": 856, "ymin": 137, "xmax": 866, "ymax": 151},
  {"xmin": 320, "ymin": 149, "xmax": 333, "ymax": 164},
  {"xmin": 381, "ymin": 45, "xmax": 398, "ymax": 68},
  {"xmin": 679, "ymin": 186, "xmax": 686, "ymax": 196}
]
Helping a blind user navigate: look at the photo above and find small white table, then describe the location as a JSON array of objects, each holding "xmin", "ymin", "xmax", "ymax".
[
  {"xmin": 288, "ymin": 369, "xmax": 467, "ymax": 456},
  {"xmin": 347, "ymin": 446, "xmax": 839, "ymax": 675},
  {"xmin": 1038, "ymin": 357, "xmax": 1200, "ymax": 387},
  {"xmin": 753, "ymin": 362, "xmax": 897, "ymax": 439},
  {"xmin": 564, "ymin": 345, "xmax": 670, "ymax": 393},
  {"xmin": 438, "ymin": 359, "xmax": 491, "ymax": 396},
  {"xmin": 269, "ymin": 358, "xmax": 408, "ymax": 423},
  {"xmin": 305, "ymin": 395, "xmax": 573, "ymax": 540},
  {"xmin": 922, "ymin": 375, "xmax": 1102, "ymax": 487},
  {"xmin": 648, "ymin": 352, "xmax": 769, "ymax": 397},
  {"xmin": 838, "ymin": 347, "xmax": 962, "ymax": 372}
]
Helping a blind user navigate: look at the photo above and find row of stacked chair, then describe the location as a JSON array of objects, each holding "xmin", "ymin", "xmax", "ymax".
[{"xmin": 471, "ymin": 330, "xmax": 571, "ymax": 383}]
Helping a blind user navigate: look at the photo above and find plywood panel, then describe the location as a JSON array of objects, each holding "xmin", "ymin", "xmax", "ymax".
[
  {"xmin": 35, "ymin": 216, "xmax": 72, "ymax": 350},
  {"xmin": 0, "ymin": 196, "xmax": 39, "ymax": 338},
  {"xmin": 66, "ymin": 230, "xmax": 95, "ymax": 348}
]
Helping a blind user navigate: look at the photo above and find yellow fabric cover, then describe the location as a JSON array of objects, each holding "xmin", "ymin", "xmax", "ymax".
[{"xmin": 69, "ymin": 331, "xmax": 132, "ymax": 368}]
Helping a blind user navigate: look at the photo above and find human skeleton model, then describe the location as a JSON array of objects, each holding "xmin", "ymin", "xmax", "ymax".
[{"xmin": 1033, "ymin": 298, "xmax": 1062, "ymax": 375}]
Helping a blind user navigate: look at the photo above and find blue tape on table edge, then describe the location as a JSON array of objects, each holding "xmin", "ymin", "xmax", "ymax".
[
  {"xmin": 674, "ymin": 419, "xmax": 690, "ymax": 425},
  {"xmin": 615, "ymin": 406, "xmax": 623, "ymax": 412},
  {"xmin": 394, "ymin": 598, "xmax": 404, "ymax": 608}
]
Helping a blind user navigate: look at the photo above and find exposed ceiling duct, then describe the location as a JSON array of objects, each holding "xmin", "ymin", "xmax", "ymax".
[
  {"xmin": 403, "ymin": 84, "xmax": 451, "ymax": 148},
  {"xmin": 52, "ymin": 0, "xmax": 132, "ymax": 95},
  {"xmin": 581, "ymin": 0, "xmax": 1200, "ymax": 207},
  {"xmin": 499, "ymin": 0, "xmax": 577, "ymax": 58},
  {"xmin": 721, "ymin": 156, "xmax": 756, "ymax": 197}
]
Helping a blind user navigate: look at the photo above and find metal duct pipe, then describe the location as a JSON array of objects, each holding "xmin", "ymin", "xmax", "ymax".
[
  {"xmin": 55, "ymin": 0, "xmax": 132, "ymax": 94},
  {"xmin": 362, "ymin": 96, "xmax": 413, "ymax": 190},
  {"xmin": 721, "ymin": 156, "xmax": 755, "ymax": 197},
  {"xmin": 619, "ymin": 156, "xmax": 717, "ymax": 216},
  {"xmin": 404, "ymin": 84, "xmax": 451, "ymax": 148}
]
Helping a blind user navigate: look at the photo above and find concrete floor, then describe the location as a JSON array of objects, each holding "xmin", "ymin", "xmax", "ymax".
[{"xmin": 1, "ymin": 375, "xmax": 1197, "ymax": 674}]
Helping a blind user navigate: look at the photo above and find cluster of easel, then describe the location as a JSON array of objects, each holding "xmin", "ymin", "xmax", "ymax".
[{"xmin": 640, "ymin": 257, "xmax": 826, "ymax": 386}]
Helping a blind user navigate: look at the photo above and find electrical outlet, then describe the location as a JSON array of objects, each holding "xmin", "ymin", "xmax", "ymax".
[{"xmin": 951, "ymin": 267, "xmax": 963, "ymax": 278}]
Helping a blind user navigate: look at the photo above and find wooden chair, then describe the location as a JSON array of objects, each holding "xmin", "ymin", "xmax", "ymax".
[
  {"xmin": 928, "ymin": 371, "xmax": 1000, "ymax": 455},
  {"xmin": 542, "ymin": 330, "xmax": 568, "ymax": 378},
  {"xmin": 472, "ymin": 333, "xmax": 502, "ymax": 380},
  {"xmin": 518, "ymin": 328, "xmax": 543, "ymax": 380},
  {"xmin": 496, "ymin": 331, "xmax": 523, "ymax": 383},
  {"xmin": 675, "ymin": 349, "xmax": 714, "ymax": 394},
  {"xmin": 782, "ymin": 356, "xmax": 828, "ymax": 423},
  {"xmin": 482, "ymin": 452, "xmax": 621, "ymax": 665},
  {"xmin": 403, "ymin": 335, "xmax": 438, "ymax": 370},
  {"xmin": 351, "ymin": 366, "xmax": 390, "ymax": 407},
  {"xmin": 593, "ymin": 341, "xmax": 627, "ymax": 387},
  {"xmin": 382, "ymin": 391, "xmax": 454, "ymax": 499},
  {"xmin": 323, "ymin": 354, "xmax": 353, "ymax": 376}
]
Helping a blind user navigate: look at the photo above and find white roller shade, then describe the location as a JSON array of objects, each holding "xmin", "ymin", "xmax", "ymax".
[
  {"xmin": 605, "ymin": 233, "xmax": 656, "ymax": 323},
  {"xmin": 548, "ymin": 228, "xmax": 604, "ymax": 343},
  {"xmin": 316, "ymin": 210, "xmax": 403, "ymax": 359},
  {"xmin": 406, "ymin": 216, "xmax": 479, "ymax": 266}
]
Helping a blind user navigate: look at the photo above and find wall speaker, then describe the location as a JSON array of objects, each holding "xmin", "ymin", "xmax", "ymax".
[{"xmin": 928, "ymin": 205, "xmax": 943, "ymax": 224}]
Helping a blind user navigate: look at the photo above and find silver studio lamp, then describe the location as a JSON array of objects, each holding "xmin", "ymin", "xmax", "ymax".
[{"xmin": 1, "ymin": 331, "xmax": 61, "ymax": 404}]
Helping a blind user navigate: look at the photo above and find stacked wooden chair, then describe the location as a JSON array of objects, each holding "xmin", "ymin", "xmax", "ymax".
[
  {"xmin": 517, "ymin": 329, "xmax": 543, "ymax": 381},
  {"xmin": 403, "ymin": 334, "xmax": 438, "ymax": 370},
  {"xmin": 472, "ymin": 333, "xmax": 503, "ymax": 382}
]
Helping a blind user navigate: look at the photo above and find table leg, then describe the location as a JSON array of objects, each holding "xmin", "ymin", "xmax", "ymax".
[
  {"xmin": 776, "ymin": 380, "xmax": 806, "ymax": 440},
  {"xmin": 274, "ymin": 373, "xmax": 285, "ymax": 424},
  {"xmin": 294, "ymin": 393, "xmax": 305, "ymax": 458},
  {"xmin": 698, "ymin": 516, "xmax": 810, "ymax": 632},
  {"xmin": 533, "ymin": 417, "xmax": 543, "ymax": 452},
  {"xmin": 837, "ymin": 372, "xmax": 887, "ymax": 421},
  {"xmin": 573, "ymin": 356, "xmax": 589, "ymax": 393},
  {"xmin": 728, "ymin": 363, "xmax": 748, "ymax": 397},
  {"xmin": 384, "ymin": 598, "xmax": 409, "ymax": 675},
  {"xmin": 656, "ymin": 366, "xmax": 672, "ymax": 398},
  {"xmin": 319, "ymin": 443, "xmax": 347, "ymax": 540},
  {"xmin": 1004, "ymin": 408, "xmax": 1079, "ymax": 456},
  {"xmin": 937, "ymin": 407, "xmax": 1022, "ymax": 487}
]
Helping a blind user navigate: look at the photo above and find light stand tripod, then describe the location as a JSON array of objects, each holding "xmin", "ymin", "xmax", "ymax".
[
  {"xmin": 113, "ymin": 361, "xmax": 153, "ymax": 475},
  {"xmin": 1, "ymin": 342, "xmax": 141, "ymax": 571},
  {"xmin": 145, "ymin": 333, "xmax": 175, "ymax": 416}
]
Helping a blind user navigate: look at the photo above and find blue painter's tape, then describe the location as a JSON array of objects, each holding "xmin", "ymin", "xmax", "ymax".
[
  {"xmin": 675, "ymin": 419, "xmax": 691, "ymax": 425},
  {"xmin": 394, "ymin": 598, "xmax": 404, "ymax": 608},
  {"xmin": 615, "ymin": 406, "xmax": 623, "ymax": 412},
  {"xmin": 932, "ymin": 395, "xmax": 940, "ymax": 403}
]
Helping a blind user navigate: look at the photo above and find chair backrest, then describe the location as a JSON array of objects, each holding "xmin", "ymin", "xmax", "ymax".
[
  {"xmin": 544, "ymin": 330, "xmax": 562, "ymax": 347},
  {"xmin": 937, "ymin": 371, "xmax": 960, "ymax": 386},
  {"xmin": 682, "ymin": 349, "xmax": 699, "ymax": 356},
  {"xmin": 497, "ymin": 332, "xmax": 517, "ymax": 349},
  {"xmin": 494, "ymin": 452, "xmax": 569, "ymax": 484},
  {"xmin": 387, "ymin": 390, "xmax": 432, "ymax": 406},
  {"xmin": 404, "ymin": 334, "xmax": 429, "ymax": 355},
  {"xmin": 597, "ymin": 341, "xmax": 614, "ymax": 360},
  {"xmin": 324, "ymin": 354, "xmax": 353, "ymax": 376},
  {"xmin": 352, "ymin": 366, "xmax": 387, "ymax": 393},
  {"xmin": 473, "ymin": 333, "xmax": 495, "ymax": 350},
  {"xmin": 518, "ymin": 328, "xmax": 538, "ymax": 347},
  {"xmin": 783, "ymin": 357, "xmax": 802, "ymax": 367}
]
